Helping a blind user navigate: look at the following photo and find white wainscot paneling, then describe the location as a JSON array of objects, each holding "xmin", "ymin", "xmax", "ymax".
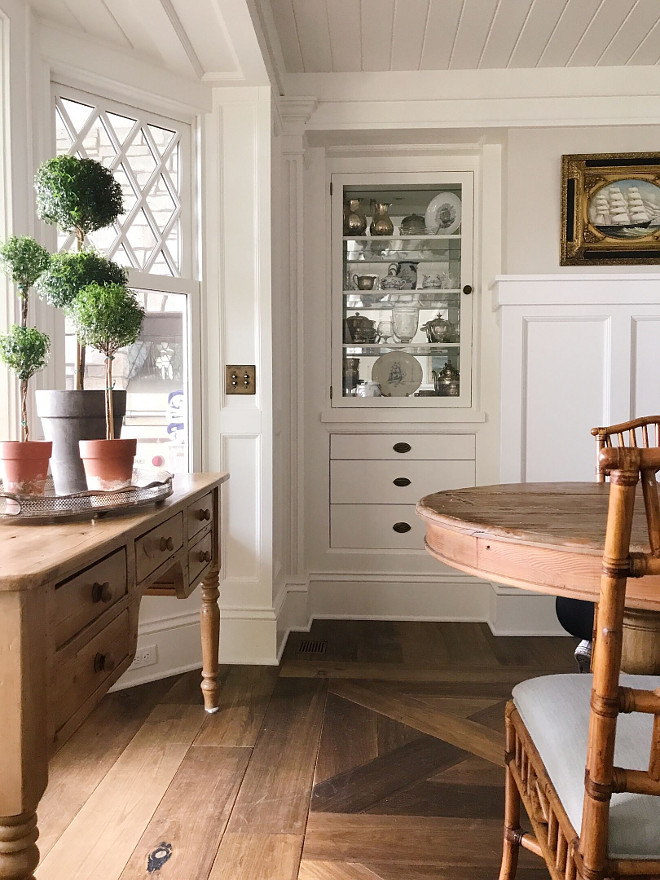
[
  {"xmin": 632, "ymin": 316, "xmax": 660, "ymax": 417},
  {"xmin": 523, "ymin": 316, "xmax": 608, "ymax": 482},
  {"xmin": 223, "ymin": 434, "xmax": 261, "ymax": 581}
]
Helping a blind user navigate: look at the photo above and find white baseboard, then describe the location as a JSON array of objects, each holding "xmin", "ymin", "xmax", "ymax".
[
  {"xmin": 488, "ymin": 584, "xmax": 569, "ymax": 636},
  {"xmin": 113, "ymin": 577, "xmax": 568, "ymax": 691}
]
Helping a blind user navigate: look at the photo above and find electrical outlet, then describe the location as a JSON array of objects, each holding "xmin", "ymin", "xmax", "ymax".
[{"xmin": 130, "ymin": 644, "xmax": 158, "ymax": 670}]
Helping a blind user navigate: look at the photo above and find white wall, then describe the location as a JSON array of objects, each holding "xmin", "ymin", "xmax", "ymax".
[{"xmin": 505, "ymin": 126, "xmax": 660, "ymax": 274}]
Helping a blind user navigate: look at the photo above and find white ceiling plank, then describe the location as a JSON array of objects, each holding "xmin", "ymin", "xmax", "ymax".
[
  {"xmin": 599, "ymin": 0, "xmax": 660, "ymax": 65},
  {"xmin": 291, "ymin": 0, "xmax": 332, "ymax": 72},
  {"xmin": 538, "ymin": 0, "xmax": 603, "ymax": 67},
  {"xmin": 391, "ymin": 0, "xmax": 429, "ymax": 71},
  {"xmin": 568, "ymin": 0, "xmax": 638, "ymax": 67},
  {"xmin": 361, "ymin": 0, "xmax": 395, "ymax": 72},
  {"xmin": 479, "ymin": 0, "xmax": 534, "ymax": 69},
  {"xmin": 30, "ymin": 0, "xmax": 81, "ymax": 30},
  {"xmin": 508, "ymin": 0, "xmax": 568, "ymax": 68},
  {"xmin": 326, "ymin": 0, "xmax": 362, "ymax": 72},
  {"xmin": 107, "ymin": 0, "xmax": 200, "ymax": 78},
  {"xmin": 451, "ymin": 0, "xmax": 500, "ymax": 69},
  {"xmin": 627, "ymin": 2, "xmax": 660, "ymax": 64},
  {"xmin": 271, "ymin": 0, "xmax": 304, "ymax": 73},
  {"xmin": 60, "ymin": 0, "xmax": 130, "ymax": 47},
  {"xmin": 420, "ymin": 0, "xmax": 464, "ymax": 70}
]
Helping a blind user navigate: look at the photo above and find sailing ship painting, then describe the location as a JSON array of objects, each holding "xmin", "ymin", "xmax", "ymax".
[{"xmin": 589, "ymin": 179, "xmax": 660, "ymax": 239}]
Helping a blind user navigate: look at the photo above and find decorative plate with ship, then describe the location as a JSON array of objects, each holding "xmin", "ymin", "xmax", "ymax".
[
  {"xmin": 371, "ymin": 351, "xmax": 423, "ymax": 397},
  {"xmin": 589, "ymin": 179, "xmax": 660, "ymax": 239}
]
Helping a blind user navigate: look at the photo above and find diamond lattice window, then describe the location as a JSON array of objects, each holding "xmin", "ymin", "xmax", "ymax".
[{"xmin": 55, "ymin": 96, "xmax": 182, "ymax": 276}]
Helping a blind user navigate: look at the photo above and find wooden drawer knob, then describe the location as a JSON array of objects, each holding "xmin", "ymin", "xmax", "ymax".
[
  {"xmin": 160, "ymin": 536, "xmax": 175, "ymax": 552},
  {"xmin": 94, "ymin": 652, "xmax": 115, "ymax": 673},
  {"xmin": 393, "ymin": 477, "xmax": 411, "ymax": 487},
  {"xmin": 197, "ymin": 508, "xmax": 211, "ymax": 521},
  {"xmin": 198, "ymin": 550, "xmax": 212, "ymax": 563},
  {"xmin": 392, "ymin": 521, "xmax": 412, "ymax": 533},
  {"xmin": 91, "ymin": 581, "xmax": 113, "ymax": 603},
  {"xmin": 393, "ymin": 442, "xmax": 411, "ymax": 454}
]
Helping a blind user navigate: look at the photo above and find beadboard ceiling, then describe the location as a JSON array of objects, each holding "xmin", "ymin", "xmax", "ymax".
[
  {"xmin": 28, "ymin": 0, "xmax": 660, "ymax": 84},
  {"xmin": 268, "ymin": 0, "xmax": 660, "ymax": 73}
]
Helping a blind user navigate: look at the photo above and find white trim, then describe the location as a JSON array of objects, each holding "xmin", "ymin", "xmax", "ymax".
[{"xmin": 493, "ymin": 274, "xmax": 660, "ymax": 307}]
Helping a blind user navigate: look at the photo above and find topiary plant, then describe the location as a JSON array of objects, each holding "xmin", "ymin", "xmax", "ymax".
[
  {"xmin": 36, "ymin": 251, "xmax": 128, "ymax": 310},
  {"xmin": 0, "ymin": 325, "xmax": 50, "ymax": 441},
  {"xmin": 0, "ymin": 235, "xmax": 50, "ymax": 327},
  {"xmin": 69, "ymin": 282, "xmax": 144, "ymax": 440},
  {"xmin": 34, "ymin": 155, "xmax": 125, "ymax": 390},
  {"xmin": 34, "ymin": 155, "xmax": 124, "ymax": 248}
]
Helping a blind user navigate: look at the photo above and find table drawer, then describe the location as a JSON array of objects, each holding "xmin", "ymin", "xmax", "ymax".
[
  {"xmin": 54, "ymin": 549, "xmax": 127, "ymax": 649},
  {"xmin": 187, "ymin": 491, "xmax": 214, "ymax": 541},
  {"xmin": 189, "ymin": 530, "xmax": 213, "ymax": 586},
  {"xmin": 331, "ymin": 433, "xmax": 476, "ymax": 461},
  {"xmin": 135, "ymin": 512, "xmax": 183, "ymax": 583},
  {"xmin": 53, "ymin": 610, "xmax": 130, "ymax": 733},
  {"xmin": 331, "ymin": 503, "xmax": 425, "ymax": 549},
  {"xmin": 331, "ymin": 459, "xmax": 475, "ymax": 504}
]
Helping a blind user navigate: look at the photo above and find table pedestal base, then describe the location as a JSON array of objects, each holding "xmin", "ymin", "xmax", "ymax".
[
  {"xmin": 0, "ymin": 811, "xmax": 39, "ymax": 880},
  {"xmin": 621, "ymin": 608, "xmax": 660, "ymax": 674}
]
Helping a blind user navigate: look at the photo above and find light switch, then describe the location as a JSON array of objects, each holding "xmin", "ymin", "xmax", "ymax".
[{"xmin": 225, "ymin": 365, "xmax": 256, "ymax": 395}]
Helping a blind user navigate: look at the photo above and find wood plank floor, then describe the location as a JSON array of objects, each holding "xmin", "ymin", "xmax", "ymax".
[{"xmin": 35, "ymin": 621, "xmax": 576, "ymax": 880}]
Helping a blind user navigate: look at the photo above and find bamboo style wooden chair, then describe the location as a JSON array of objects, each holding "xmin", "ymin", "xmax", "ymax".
[
  {"xmin": 499, "ymin": 445, "xmax": 660, "ymax": 880},
  {"xmin": 592, "ymin": 416, "xmax": 660, "ymax": 482}
]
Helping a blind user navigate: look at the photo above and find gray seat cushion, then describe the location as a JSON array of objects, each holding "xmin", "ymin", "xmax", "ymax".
[{"xmin": 513, "ymin": 673, "xmax": 660, "ymax": 860}]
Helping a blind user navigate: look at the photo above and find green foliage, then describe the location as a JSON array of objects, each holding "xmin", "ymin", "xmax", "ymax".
[
  {"xmin": 0, "ymin": 325, "xmax": 50, "ymax": 381},
  {"xmin": 70, "ymin": 282, "xmax": 144, "ymax": 358},
  {"xmin": 36, "ymin": 251, "xmax": 128, "ymax": 310},
  {"xmin": 34, "ymin": 155, "xmax": 124, "ymax": 237},
  {"xmin": 0, "ymin": 236, "xmax": 50, "ymax": 294}
]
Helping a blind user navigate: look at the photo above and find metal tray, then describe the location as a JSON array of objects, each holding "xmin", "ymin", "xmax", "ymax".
[{"xmin": 0, "ymin": 469, "xmax": 173, "ymax": 523}]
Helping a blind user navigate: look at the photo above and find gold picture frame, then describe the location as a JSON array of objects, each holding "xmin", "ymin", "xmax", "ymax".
[{"xmin": 561, "ymin": 152, "xmax": 660, "ymax": 265}]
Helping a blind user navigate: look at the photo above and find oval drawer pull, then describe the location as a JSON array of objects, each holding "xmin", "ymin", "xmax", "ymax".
[
  {"xmin": 393, "ymin": 442, "xmax": 411, "ymax": 454},
  {"xmin": 91, "ymin": 581, "xmax": 113, "ymax": 603},
  {"xmin": 198, "ymin": 550, "xmax": 212, "ymax": 563},
  {"xmin": 197, "ymin": 508, "xmax": 211, "ymax": 521},
  {"xmin": 392, "ymin": 521, "xmax": 412, "ymax": 533},
  {"xmin": 93, "ymin": 652, "xmax": 115, "ymax": 674},
  {"xmin": 160, "ymin": 536, "xmax": 175, "ymax": 552},
  {"xmin": 393, "ymin": 477, "xmax": 411, "ymax": 487}
]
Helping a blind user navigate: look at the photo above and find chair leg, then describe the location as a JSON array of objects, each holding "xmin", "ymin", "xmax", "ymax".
[{"xmin": 499, "ymin": 756, "xmax": 523, "ymax": 880}]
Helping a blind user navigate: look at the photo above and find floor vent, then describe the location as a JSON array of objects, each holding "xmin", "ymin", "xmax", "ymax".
[{"xmin": 298, "ymin": 639, "xmax": 328, "ymax": 655}]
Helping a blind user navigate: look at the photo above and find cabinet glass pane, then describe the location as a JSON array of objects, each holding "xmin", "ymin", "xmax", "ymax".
[{"xmin": 341, "ymin": 185, "xmax": 463, "ymax": 401}]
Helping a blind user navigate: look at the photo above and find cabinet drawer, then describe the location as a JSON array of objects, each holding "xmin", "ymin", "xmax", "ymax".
[
  {"xmin": 135, "ymin": 512, "xmax": 183, "ymax": 583},
  {"xmin": 188, "ymin": 530, "xmax": 214, "ymax": 586},
  {"xmin": 187, "ymin": 492, "xmax": 214, "ymax": 540},
  {"xmin": 331, "ymin": 433, "xmax": 475, "ymax": 461},
  {"xmin": 53, "ymin": 610, "xmax": 130, "ymax": 733},
  {"xmin": 54, "ymin": 549, "xmax": 127, "ymax": 649},
  {"xmin": 331, "ymin": 504, "xmax": 425, "ymax": 549},
  {"xmin": 331, "ymin": 459, "xmax": 475, "ymax": 504}
]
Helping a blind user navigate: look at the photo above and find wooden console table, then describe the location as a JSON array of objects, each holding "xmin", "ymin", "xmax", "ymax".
[{"xmin": 0, "ymin": 471, "xmax": 228, "ymax": 880}]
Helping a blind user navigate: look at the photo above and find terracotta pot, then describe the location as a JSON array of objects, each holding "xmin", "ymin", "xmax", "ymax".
[
  {"xmin": 0, "ymin": 440, "xmax": 52, "ymax": 495},
  {"xmin": 78, "ymin": 438, "xmax": 137, "ymax": 491}
]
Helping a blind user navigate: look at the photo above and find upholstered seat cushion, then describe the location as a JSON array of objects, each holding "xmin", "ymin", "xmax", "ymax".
[{"xmin": 513, "ymin": 673, "xmax": 660, "ymax": 860}]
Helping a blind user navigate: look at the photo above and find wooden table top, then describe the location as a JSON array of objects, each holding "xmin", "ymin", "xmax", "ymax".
[
  {"xmin": 416, "ymin": 482, "xmax": 660, "ymax": 610},
  {"xmin": 0, "ymin": 472, "xmax": 229, "ymax": 591}
]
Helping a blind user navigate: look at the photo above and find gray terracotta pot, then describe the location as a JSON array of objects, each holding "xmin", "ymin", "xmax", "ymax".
[{"xmin": 35, "ymin": 390, "xmax": 127, "ymax": 495}]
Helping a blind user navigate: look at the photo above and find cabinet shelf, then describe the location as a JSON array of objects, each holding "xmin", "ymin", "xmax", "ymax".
[
  {"xmin": 343, "ymin": 235, "xmax": 460, "ymax": 241},
  {"xmin": 343, "ymin": 343, "xmax": 460, "ymax": 356}
]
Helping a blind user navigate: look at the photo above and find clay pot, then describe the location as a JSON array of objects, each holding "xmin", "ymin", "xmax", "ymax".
[
  {"xmin": 78, "ymin": 438, "xmax": 137, "ymax": 491},
  {"xmin": 0, "ymin": 440, "xmax": 52, "ymax": 495}
]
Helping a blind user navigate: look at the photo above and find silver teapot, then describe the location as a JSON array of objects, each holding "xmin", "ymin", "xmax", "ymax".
[
  {"xmin": 344, "ymin": 312, "xmax": 378, "ymax": 344},
  {"xmin": 421, "ymin": 313, "xmax": 452, "ymax": 343}
]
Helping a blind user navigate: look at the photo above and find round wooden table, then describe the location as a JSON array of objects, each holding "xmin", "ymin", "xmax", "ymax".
[{"xmin": 417, "ymin": 482, "xmax": 660, "ymax": 673}]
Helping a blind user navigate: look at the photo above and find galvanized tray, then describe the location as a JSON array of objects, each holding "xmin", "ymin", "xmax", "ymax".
[{"xmin": 0, "ymin": 469, "xmax": 173, "ymax": 522}]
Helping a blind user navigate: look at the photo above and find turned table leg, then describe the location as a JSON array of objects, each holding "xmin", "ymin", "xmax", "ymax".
[
  {"xmin": 0, "ymin": 812, "xmax": 39, "ymax": 880},
  {"xmin": 199, "ymin": 563, "xmax": 220, "ymax": 713},
  {"xmin": 621, "ymin": 608, "xmax": 660, "ymax": 674}
]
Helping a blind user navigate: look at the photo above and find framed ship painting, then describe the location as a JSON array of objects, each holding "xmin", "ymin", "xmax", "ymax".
[{"xmin": 561, "ymin": 152, "xmax": 660, "ymax": 265}]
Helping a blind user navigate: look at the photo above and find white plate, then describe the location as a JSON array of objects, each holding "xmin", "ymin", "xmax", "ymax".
[
  {"xmin": 425, "ymin": 191, "xmax": 462, "ymax": 235},
  {"xmin": 371, "ymin": 351, "xmax": 423, "ymax": 397}
]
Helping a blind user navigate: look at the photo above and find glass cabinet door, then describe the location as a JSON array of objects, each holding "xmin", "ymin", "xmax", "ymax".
[{"xmin": 332, "ymin": 173, "xmax": 473, "ymax": 407}]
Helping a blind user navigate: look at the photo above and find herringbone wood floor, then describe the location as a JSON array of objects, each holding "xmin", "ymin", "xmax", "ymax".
[{"xmin": 35, "ymin": 621, "xmax": 576, "ymax": 880}]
